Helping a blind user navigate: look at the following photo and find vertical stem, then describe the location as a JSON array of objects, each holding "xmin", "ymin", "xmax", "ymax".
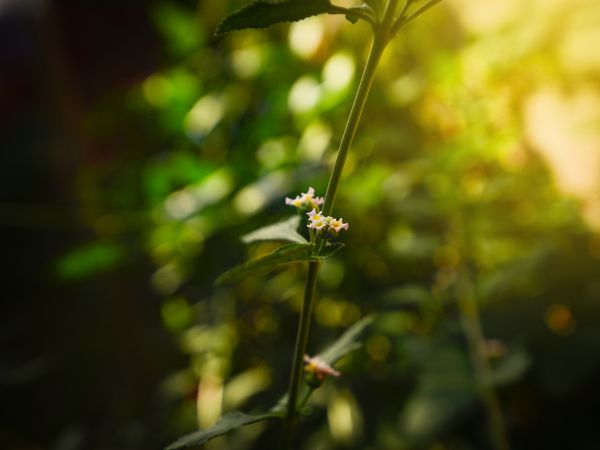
[
  {"xmin": 321, "ymin": 31, "xmax": 389, "ymax": 217},
  {"xmin": 282, "ymin": 260, "xmax": 320, "ymax": 449},
  {"xmin": 282, "ymin": 3, "xmax": 399, "ymax": 448},
  {"xmin": 457, "ymin": 259, "xmax": 510, "ymax": 450}
]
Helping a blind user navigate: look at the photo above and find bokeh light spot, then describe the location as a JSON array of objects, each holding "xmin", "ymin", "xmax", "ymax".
[
  {"xmin": 143, "ymin": 74, "xmax": 173, "ymax": 107},
  {"xmin": 545, "ymin": 304, "xmax": 576, "ymax": 336},
  {"xmin": 288, "ymin": 17, "xmax": 323, "ymax": 59},
  {"xmin": 288, "ymin": 76, "xmax": 321, "ymax": 114}
]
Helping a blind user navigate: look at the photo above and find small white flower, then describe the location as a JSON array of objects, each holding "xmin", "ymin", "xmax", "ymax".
[
  {"xmin": 304, "ymin": 354, "xmax": 340, "ymax": 381},
  {"xmin": 328, "ymin": 217, "xmax": 349, "ymax": 233},
  {"xmin": 285, "ymin": 187, "xmax": 324, "ymax": 210}
]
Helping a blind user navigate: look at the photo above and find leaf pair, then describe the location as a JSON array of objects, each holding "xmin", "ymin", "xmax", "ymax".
[{"xmin": 216, "ymin": 0, "xmax": 371, "ymax": 35}]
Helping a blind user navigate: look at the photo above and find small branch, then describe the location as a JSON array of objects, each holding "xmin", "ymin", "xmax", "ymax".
[{"xmin": 391, "ymin": 0, "xmax": 444, "ymax": 35}]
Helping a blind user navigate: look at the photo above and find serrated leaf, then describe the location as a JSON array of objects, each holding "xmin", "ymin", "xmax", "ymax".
[
  {"xmin": 241, "ymin": 216, "xmax": 308, "ymax": 245},
  {"xmin": 215, "ymin": 243, "xmax": 316, "ymax": 285},
  {"xmin": 165, "ymin": 411, "xmax": 281, "ymax": 450},
  {"xmin": 216, "ymin": 0, "xmax": 347, "ymax": 35},
  {"xmin": 319, "ymin": 315, "xmax": 375, "ymax": 364},
  {"xmin": 217, "ymin": 241, "xmax": 345, "ymax": 285}
]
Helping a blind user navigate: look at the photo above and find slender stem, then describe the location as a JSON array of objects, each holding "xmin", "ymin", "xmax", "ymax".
[
  {"xmin": 392, "ymin": 0, "xmax": 444, "ymax": 35},
  {"xmin": 282, "ymin": 260, "xmax": 320, "ymax": 449},
  {"xmin": 321, "ymin": 22, "xmax": 391, "ymax": 216},
  {"xmin": 458, "ymin": 281, "xmax": 511, "ymax": 450},
  {"xmin": 454, "ymin": 214, "xmax": 511, "ymax": 450},
  {"xmin": 282, "ymin": 3, "xmax": 400, "ymax": 448}
]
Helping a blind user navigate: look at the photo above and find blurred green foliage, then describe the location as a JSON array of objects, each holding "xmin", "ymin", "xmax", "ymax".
[{"xmin": 54, "ymin": 0, "xmax": 600, "ymax": 448}]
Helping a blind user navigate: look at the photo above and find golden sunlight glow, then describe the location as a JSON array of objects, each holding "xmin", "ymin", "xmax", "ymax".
[
  {"xmin": 230, "ymin": 46, "xmax": 265, "ymax": 79},
  {"xmin": 288, "ymin": 76, "xmax": 322, "ymax": 114},
  {"xmin": 298, "ymin": 120, "xmax": 332, "ymax": 161},
  {"xmin": 328, "ymin": 390, "xmax": 362, "ymax": 444},
  {"xmin": 232, "ymin": 171, "xmax": 288, "ymax": 216},
  {"xmin": 322, "ymin": 51, "xmax": 355, "ymax": 92},
  {"xmin": 223, "ymin": 366, "xmax": 271, "ymax": 410},
  {"xmin": 164, "ymin": 169, "xmax": 233, "ymax": 220},
  {"xmin": 288, "ymin": 16, "xmax": 324, "ymax": 59},
  {"xmin": 524, "ymin": 86, "xmax": 600, "ymax": 228},
  {"xmin": 143, "ymin": 74, "xmax": 173, "ymax": 107},
  {"xmin": 184, "ymin": 93, "xmax": 225, "ymax": 140}
]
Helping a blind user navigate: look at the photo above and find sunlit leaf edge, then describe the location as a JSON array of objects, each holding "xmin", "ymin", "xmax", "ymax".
[{"xmin": 241, "ymin": 216, "xmax": 308, "ymax": 245}]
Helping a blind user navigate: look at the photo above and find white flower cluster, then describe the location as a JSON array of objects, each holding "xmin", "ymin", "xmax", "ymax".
[
  {"xmin": 307, "ymin": 209, "xmax": 349, "ymax": 234},
  {"xmin": 286, "ymin": 187, "xmax": 349, "ymax": 237},
  {"xmin": 285, "ymin": 187, "xmax": 324, "ymax": 210}
]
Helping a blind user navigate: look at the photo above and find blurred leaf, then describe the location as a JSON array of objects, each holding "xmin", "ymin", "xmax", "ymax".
[
  {"xmin": 487, "ymin": 348, "xmax": 531, "ymax": 387},
  {"xmin": 216, "ymin": 242, "xmax": 345, "ymax": 285},
  {"xmin": 165, "ymin": 411, "xmax": 281, "ymax": 450},
  {"xmin": 153, "ymin": 3, "xmax": 204, "ymax": 56},
  {"xmin": 241, "ymin": 216, "xmax": 308, "ymax": 244},
  {"xmin": 320, "ymin": 315, "xmax": 375, "ymax": 364},
  {"xmin": 216, "ymin": 0, "xmax": 347, "ymax": 35},
  {"xmin": 56, "ymin": 242, "xmax": 124, "ymax": 280},
  {"xmin": 216, "ymin": 243, "xmax": 315, "ymax": 285}
]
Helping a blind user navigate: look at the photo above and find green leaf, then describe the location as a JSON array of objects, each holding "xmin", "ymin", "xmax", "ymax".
[
  {"xmin": 165, "ymin": 411, "xmax": 281, "ymax": 450},
  {"xmin": 216, "ymin": 243, "xmax": 315, "ymax": 285},
  {"xmin": 56, "ymin": 242, "xmax": 124, "ymax": 280},
  {"xmin": 241, "ymin": 216, "xmax": 308, "ymax": 244},
  {"xmin": 216, "ymin": 0, "xmax": 347, "ymax": 35},
  {"xmin": 319, "ymin": 315, "xmax": 375, "ymax": 364},
  {"xmin": 486, "ymin": 348, "xmax": 531, "ymax": 387},
  {"xmin": 216, "ymin": 241, "xmax": 346, "ymax": 285}
]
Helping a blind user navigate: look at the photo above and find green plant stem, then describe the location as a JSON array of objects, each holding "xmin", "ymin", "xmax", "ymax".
[
  {"xmin": 282, "ymin": 3, "xmax": 400, "ymax": 449},
  {"xmin": 282, "ymin": 260, "xmax": 320, "ymax": 449},
  {"xmin": 321, "ymin": 6, "xmax": 396, "ymax": 216},
  {"xmin": 458, "ymin": 272, "xmax": 511, "ymax": 450}
]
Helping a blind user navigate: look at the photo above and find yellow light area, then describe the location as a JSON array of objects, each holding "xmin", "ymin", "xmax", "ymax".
[
  {"xmin": 164, "ymin": 169, "xmax": 233, "ymax": 220},
  {"xmin": 232, "ymin": 171, "xmax": 288, "ymax": 216},
  {"xmin": 545, "ymin": 304, "xmax": 576, "ymax": 336},
  {"xmin": 387, "ymin": 224, "xmax": 415, "ymax": 255},
  {"xmin": 559, "ymin": 9, "xmax": 600, "ymax": 75},
  {"xmin": 366, "ymin": 334, "xmax": 392, "ymax": 362},
  {"xmin": 256, "ymin": 138, "xmax": 290, "ymax": 169},
  {"xmin": 142, "ymin": 74, "xmax": 173, "ymax": 107},
  {"xmin": 322, "ymin": 51, "xmax": 355, "ymax": 92},
  {"xmin": 223, "ymin": 366, "xmax": 271, "ymax": 410},
  {"xmin": 197, "ymin": 376, "xmax": 223, "ymax": 429},
  {"xmin": 288, "ymin": 17, "xmax": 324, "ymax": 60},
  {"xmin": 388, "ymin": 73, "xmax": 424, "ymax": 106},
  {"xmin": 327, "ymin": 390, "xmax": 362, "ymax": 444},
  {"xmin": 315, "ymin": 298, "xmax": 345, "ymax": 327},
  {"xmin": 288, "ymin": 76, "xmax": 321, "ymax": 114},
  {"xmin": 230, "ymin": 46, "xmax": 264, "ymax": 79},
  {"xmin": 298, "ymin": 120, "xmax": 332, "ymax": 161},
  {"xmin": 448, "ymin": 0, "xmax": 523, "ymax": 34},
  {"xmin": 524, "ymin": 86, "xmax": 600, "ymax": 228},
  {"xmin": 184, "ymin": 93, "xmax": 225, "ymax": 139},
  {"xmin": 151, "ymin": 263, "xmax": 185, "ymax": 295}
]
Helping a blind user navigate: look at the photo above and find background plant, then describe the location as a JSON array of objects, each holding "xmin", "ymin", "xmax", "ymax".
[{"xmin": 3, "ymin": 0, "xmax": 600, "ymax": 449}]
